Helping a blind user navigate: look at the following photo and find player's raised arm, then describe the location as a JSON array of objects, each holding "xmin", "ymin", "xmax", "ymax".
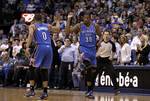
[
  {"xmin": 95, "ymin": 24, "xmax": 101, "ymax": 37},
  {"xmin": 65, "ymin": 12, "xmax": 80, "ymax": 35},
  {"xmin": 95, "ymin": 23, "xmax": 102, "ymax": 46},
  {"xmin": 26, "ymin": 24, "xmax": 35, "ymax": 48},
  {"xmin": 49, "ymin": 16, "xmax": 60, "ymax": 33}
]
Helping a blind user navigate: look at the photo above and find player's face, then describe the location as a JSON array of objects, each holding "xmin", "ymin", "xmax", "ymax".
[{"xmin": 83, "ymin": 15, "xmax": 91, "ymax": 25}]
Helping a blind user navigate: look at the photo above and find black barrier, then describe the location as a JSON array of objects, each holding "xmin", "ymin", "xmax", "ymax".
[{"xmin": 96, "ymin": 65, "xmax": 150, "ymax": 90}]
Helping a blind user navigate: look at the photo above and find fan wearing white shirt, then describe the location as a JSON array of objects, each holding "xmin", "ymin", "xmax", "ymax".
[
  {"xmin": 119, "ymin": 35, "xmax": 131, "ymax": 65},
  {"xmin": 130, "ymin": 28, "xmax": 142, "ymax": 64},
  {"xmin": 58, "ymin": 38, "xmax": 78, "ymax": 89},
  {"xmin": 71, "ymin": 36, "xmax": 80, "ymax": 89},
  {"xmin": 0, "ymin": 39, "xmax": 9, "ymax": 51},
  {"xmin": 12, "ymin": 39, "xmax": 22, "ymax": 58}
]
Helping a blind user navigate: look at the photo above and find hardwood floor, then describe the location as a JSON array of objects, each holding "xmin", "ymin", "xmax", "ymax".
[{"xmin": 0, "ymin": 88, "xmax": 149, "ymax": 101}]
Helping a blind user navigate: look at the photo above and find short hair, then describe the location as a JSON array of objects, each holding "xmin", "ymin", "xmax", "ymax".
[
  {"xmin": 34, "ymin": 13, "xmax": 43, "ymax": 21},
  {"xmin": 103, "ymin": 30, "xmax": 111, "ymax": 34},
  {"xmin": 82, "ymin": 10, "xmax": 92, "ymax": 17},
  {"xmin": 64, "ymin": 37, "xmax": 72, "ymax": 43}
]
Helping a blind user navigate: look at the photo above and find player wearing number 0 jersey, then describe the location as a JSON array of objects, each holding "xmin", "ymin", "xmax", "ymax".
[
  {"xmin": 25, "ymin": 13, "xmax": 60, "ymax": 100},
  {"xmin": 33, "ymin": 23, "xmax": 53, "ymax": 68}
]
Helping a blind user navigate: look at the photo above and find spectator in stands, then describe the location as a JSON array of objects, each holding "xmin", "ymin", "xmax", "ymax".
[
  {"xmin": 34, "ymin": 0, "xmax": 43, "ymax": 10},
  {"xmin": 130, "ymin": 28, "xmax": 142, "ymax": 64},
  {"xmin": 52, "ymin": 33, "xmax": 59, "ymax": 46},
  {"xmin": 1, "ymin": 52, "xmax": 14, "ymax": 86},
  {"xmin": 71, "ymin": 35, "xmax": 80, "ymax": 89},
  {"xmin": 9, "ymin": 19, "xmax": 18, "ymax": 38},
  {"xmin": 15, "ymin": 42, "xmax": 29, "ymax": 66},
  {"xmin": 144, "ymin": 17, "xmax": 150, "ymax": 32},
  {"xmin": 71, "ymin": 35, "xmax": 79, "ymax": 49},
  {"xmin": 18, "ymin": 18, "xmax": 28, "ymax": 37},
  {"xmin": 13, "ymin": 42, "xmax": 29, "ymax": 87},
  {"xmin": 111, "ymin": 35, "xmax": 121, "ymax": 65},
  {"xmin": 55, "ymin": 39, "xmax": 64, "ymax": 64},
  {"xmin": 0, "ymin": 39, "xmax": 9, "ymax": 55},
  {"xmin": 137, "ymin": 35, "xmax": 150, "ymax": 65},
  {"xmin": 12, "ymin": 39, "xmax": 22, "ymax": 58},
  {"xmin": 58, "ymin": 38, "xmax": 78, "ymax": 89},
  {"xmin": 17, "ymin": 0, "xmax": 25, "ymax": 13},
  {"xmin": 48, "ymin": 39, "xmax": 61, "ymax": 89},
  {"xmin": 130, "ymin": 22, "xmax": 138, "ymax": 37},
  {"xmin": 6, "ymin": 41, "xmax": 13, "ymax": 58},
  {"xmin": 119, "ymin": 35, "xmax": 131, "ymax": 65}
]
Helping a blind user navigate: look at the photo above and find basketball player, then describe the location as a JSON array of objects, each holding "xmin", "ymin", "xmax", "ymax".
[
  {"xmin": 65, "ymin": 11, "xmax": 101, "ymax": 99},
  {"xmin": 25, "ymin": 13, "xmax": 60, "ymax": 100}
]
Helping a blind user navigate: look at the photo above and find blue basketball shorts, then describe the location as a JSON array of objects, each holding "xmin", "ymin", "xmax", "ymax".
[{"xmin": 33, "ymin": 45, "xmax": 53, "ymax": 68}]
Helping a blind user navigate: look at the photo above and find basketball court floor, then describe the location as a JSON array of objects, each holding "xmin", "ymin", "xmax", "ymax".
[{"xmin": 0, "ymin": 88, "xmax": 149, "ymax": 101}]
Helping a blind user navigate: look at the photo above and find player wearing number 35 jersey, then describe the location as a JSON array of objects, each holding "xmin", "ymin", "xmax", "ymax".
[
  {"xmin": 66, "ymin": 11, "xmax": 101, "ymax": 99},
  {"xmin": 79, "ymin": 23, "xmax": 97, "ymax": 65}
]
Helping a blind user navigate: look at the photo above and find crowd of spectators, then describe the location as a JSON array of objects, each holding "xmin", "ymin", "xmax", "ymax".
[{"xmin": 0, "ymin": 0, "xmax": 150, "ymax": 89}]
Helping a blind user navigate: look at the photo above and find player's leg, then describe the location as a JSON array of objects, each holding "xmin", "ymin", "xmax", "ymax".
[
  {"xmin": 25, "ymin": 66, "xmax": 36, "ymax": 97},
  {"xmin": 39, "ymin": 47, "xmax": 53, "ymax": 100},
  {"xmin": 25, "ymin": 47, "xmax": 43, "ymax": 97},
  {"xmin": 84, "ymin": 58, "xmax": 97, "ymax": 99},
  {"xmin": 40, "ymin": 68, "xmax": 49, "ymax": 99}
]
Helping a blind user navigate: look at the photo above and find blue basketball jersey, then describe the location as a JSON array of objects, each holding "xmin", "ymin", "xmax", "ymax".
[
  {"xmin": 33, "ymin": 23, "xmax": 53, "ymax": 68},
  {"xmin": 80, "ymin": 23, "xmax": 96, "ymax": 48},
  {"xmin": 79, "ymin": 23, "xmax": 97, "ymax": 65},
  {"xmin": 34, "ymin": 23, "xmax": 51, "ymax": 45}
]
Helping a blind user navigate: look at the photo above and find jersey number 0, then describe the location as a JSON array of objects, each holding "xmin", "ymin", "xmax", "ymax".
[{"xmin": 42, "ymin": 32, "xmax": 47, "ymax": 40}]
